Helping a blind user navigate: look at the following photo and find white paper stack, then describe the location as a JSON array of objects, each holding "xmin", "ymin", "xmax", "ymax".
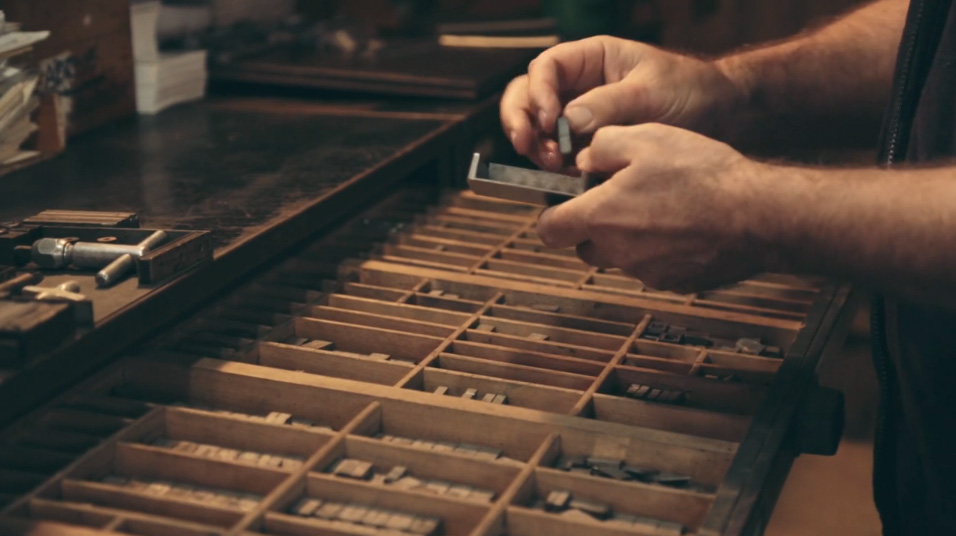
[
  {"xmin": 130, "ymin": 0, "xmax": 161, "ymax": 62},
  {"xmin": 130, "ymin": 1, "xmax": 208, "ymax": 115},
  {"xmin": 135, "ymin": 49, "xmax": 207, "ymax": 115},
  {"xmin": 0, "ymin": 11, "xmax": 47, "ymax": 165}
]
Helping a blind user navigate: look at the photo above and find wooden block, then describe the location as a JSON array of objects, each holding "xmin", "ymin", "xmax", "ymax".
[
  {"xmin": 433, "ymin": 442, "xmax": 456, "ymax": 453},
  {"xmin": 338, "ymin": 504, "xmax": 368, "ymax": 523},
  {"xmin": 490, "ymin": 394, "xmax": 508, "ymax": 405},
  {"xmin": 217, "ymin": 448, "xmax": 240, "ymax": 460},
  {"xmin": 468, "ymin": 489, "xmax": 496, "ymax": 502},
  {"xmin": 332, "ymin": 458, "xmax": 373, "ymax": 480},
  {"xmin": 315, "ymin": 501, "xmax": 344, "ymax": 519},
  {"xmin": 735, "ymin": 338, "xmax": 765, "ymax": 355},
  {"xmin": 528, "ymin": 332, "xmax": 550, "ymax": 341},
  {"xmin": 447, "ymin": 484, "xmax": 472, "ymax": 499},
  {"xmin": 475, "ymin": 446, "xmax": 503, "ymax": 460},
  {"xmin": 409, "ymin": 516, "xmax": 442, "ymax": 535},
  {"xmin": 559, "ymin": 509, "xmax": 596, "ymax": 523},
  {"xmin": 444, "ymin": 293, "xmax": 461, "ymax": 300},
  {"xmin": 304, "ymin": 339, "xmax": 335, "ymax": 350},
  {"xmin": 428, "ymin": 290, "xmax": 445, "ymax": 296},
  {"xmin": 267, "ymin": 412, "xmax": 293, "ymax": 424},
  {"xmin": 384, "ymin": 465, "xmax": 408, "ymax": 483},
  {"xmin": 461, "ymin": 388, "xmax": 478, "ymax": 400},
  {"xmin": 237, "ymin": 451, "xmax": 261, "ymax": 464},
  {"xmin": 385, "ymin": 513, "xmax": 416, "ymax": 531},
  {"xmin": 368, "ymin": 352, "xmax": 391, "ymax": 361},
  {"xmin": 292, "ymin": 497, "xmax": 323, "ymax": 517},
  {"xmin": 393, "ymin": 476, "xmax": 423, "ymax": 491},
  {"xmin": 194, "ymin": 445, "xmax": 219, "ymax": 457},
  {"xmin": 480, "ymin": 392, "xmax": 496, "ymax": 403},
  {"xmin": 363, "ymin": 508, "xmax": 393, "ymax": 527},
  {"xmin": 476, "ymin": 323, "xmax": 496, "ymax": 332},
  {"xmin": 433, "ymin": 385, "xmax": 450, "ymax": 396},
  {"xmin": 545, "ymin": 490, "xmax": 571, "ymax": 511},
  {"xmin": 425, "ymin": 480, "xmax": 451, "ymax": 495}
]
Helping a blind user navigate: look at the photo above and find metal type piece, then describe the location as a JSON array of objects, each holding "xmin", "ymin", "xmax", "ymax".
[
  {"xmin": 557, "ymin": 116, "xmax": 573, "ymax": 156},
  {"xmin": 467, "ymin": 153, "xmax": 594, "ymax": 206}
]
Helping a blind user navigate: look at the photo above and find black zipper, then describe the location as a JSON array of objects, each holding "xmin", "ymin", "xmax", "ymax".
[{"xmin": 872, "ymin": 1, "xmax": 931, "ymax": 533}]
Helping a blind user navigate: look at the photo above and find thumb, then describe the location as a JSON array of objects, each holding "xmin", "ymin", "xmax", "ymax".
[{"xmin": 563, "ymin": 80, "xmax": 649, "ymax": 133}]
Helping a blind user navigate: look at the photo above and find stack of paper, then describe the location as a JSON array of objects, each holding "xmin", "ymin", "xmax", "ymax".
[
  {"xmin": 130, "ymin": 1, "xmax": 208, "ymax": 114},
  {"xmin": 130, "ymin": 0, "xmax": 161, "ymax": 62},
  {"xmin": 0, "ymin": 11, "xmax": 48, "ymax": 166},
  {"xmin": 135, "ymin": 50, "xmax": 207, "ymax": 115}
]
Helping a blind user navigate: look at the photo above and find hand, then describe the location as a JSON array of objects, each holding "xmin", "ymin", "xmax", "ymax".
[
  {"xmin": 500, "ymin": 36, "xmax": 746, "ymax": 170},
  {"xmin": 537, "ymin": 124, "xmax": 781, "ymax": 293}
]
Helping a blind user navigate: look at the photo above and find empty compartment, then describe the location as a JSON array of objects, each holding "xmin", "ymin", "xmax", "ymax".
[{"xmin": 258, "ymin": 342, "xmax": 414, "ymax": 386}]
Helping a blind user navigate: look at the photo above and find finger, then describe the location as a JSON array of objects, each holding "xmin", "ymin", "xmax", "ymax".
[
  {"xmin": 536, "ymin": 182, "xmax": 614, "ymax": 249},
  {"xmin": 575, "ymin": 241, "xmax": 616, "ymax": 269},
  {"xmin": 500, "ymin": 76, "xmax": 535, "ymax": 155},
  {"xmin": 527, "ymin": 38, "xmax": 611, "ymax": 133},
  {"xmin": 565, "ymin": 69, "xmax": 654, "ymax": 131},
  {"xmin": 577, "ymin": 126, "xmax": 641, "ymax": 172}
]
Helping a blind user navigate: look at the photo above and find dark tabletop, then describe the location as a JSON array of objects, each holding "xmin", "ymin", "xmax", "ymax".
[{"xmin": 0, "ymin": 99, "xmax": 449, "ymax": 253}]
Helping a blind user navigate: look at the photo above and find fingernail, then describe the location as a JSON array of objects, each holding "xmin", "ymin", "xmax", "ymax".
[{"xmin": 564, "ymin": 106, "xmax": 593, "ymax": 131}]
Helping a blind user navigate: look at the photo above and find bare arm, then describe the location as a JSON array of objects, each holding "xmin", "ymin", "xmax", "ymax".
[
  {"xmin": 717, "ymin": 0, "xmax": 910, "ymax": 149},
  {"xmin": 501, "ymin": 0, "xmax": 909, "ymax": 166},
  {"xmin": 762, "ymin": 162, "xmax": 956, "ymax": 304}
]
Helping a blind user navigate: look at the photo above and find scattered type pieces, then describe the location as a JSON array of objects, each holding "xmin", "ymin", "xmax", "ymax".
[
  {"xmin": 535, "ymin": 488, "xmax": 684, "ymax": 532},
  {"xmin": 554, "ymin": 455, "xmax": 699, "ymax": 490},
  {"xmin": 99, "ymin": 474, "xmax": 261, "ymax": 511},
  {"xmin": 625, "ymin": 383, "xmax": 687, "ymax": 405},
  {"xmin": 327, "ymin": 458, "xmax": 497, "ymax": 503},
  {"xmin": 433, "ymin": 385, "xmax": 509, "ymax": 405},
  {"xmin": 169, "ymin": 403, "xmax": 334, "ymax": 432},
  {"xmin": 378, "ymin": 433, "xmax": 506, "ymax": 462},
  {"xmin": 149, "ymin": 437, "xmax": 304, "ymax": 469}
]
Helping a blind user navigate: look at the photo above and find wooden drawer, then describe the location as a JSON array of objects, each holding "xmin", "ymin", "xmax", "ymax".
[{"xmin": 0, "ymin": 189, "xmax": 854, "ymax": 536}]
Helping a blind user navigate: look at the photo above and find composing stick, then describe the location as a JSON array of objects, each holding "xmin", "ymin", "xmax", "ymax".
[{"xmin": 467, "ymin": 153, "xmax": 595, "ymax": 206}]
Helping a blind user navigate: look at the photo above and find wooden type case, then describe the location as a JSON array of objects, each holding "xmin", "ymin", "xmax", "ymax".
[{"xmin": 0, "ymin": 188, "xmax": 854, "ymax": 536}]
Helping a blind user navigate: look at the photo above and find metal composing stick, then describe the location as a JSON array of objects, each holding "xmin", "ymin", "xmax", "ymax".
[{"xmin": 467, "ymin": 153, "xmax": 595, "ymax": 206}]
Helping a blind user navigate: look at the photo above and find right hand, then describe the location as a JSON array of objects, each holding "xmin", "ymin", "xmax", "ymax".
[{"xmin": 500, "ymin": 36, "xmax": 748, "ymax": 170}]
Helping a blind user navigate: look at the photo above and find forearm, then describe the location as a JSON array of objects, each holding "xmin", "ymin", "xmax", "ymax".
[
  {"xmin": 762, "ymin": 163, "xmax": 956, "ymax": 305},
  {"xmin": 716, "ymin": 0, "xmax": 909, "ymax": 151}
]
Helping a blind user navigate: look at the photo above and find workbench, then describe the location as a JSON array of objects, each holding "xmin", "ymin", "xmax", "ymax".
[{"xmin": 0, "ymin": 92, "xmax": 856, "ymax": 536}]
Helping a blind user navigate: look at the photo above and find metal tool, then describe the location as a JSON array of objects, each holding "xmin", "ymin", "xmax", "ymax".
[
  {"xmin": 466, "ymin": 153, "xmax": 597, "ymax": 206},
  {"xmin": 95, "ymin": 230, "xmax": 168, "ymax": 288},
  {"xmin": 30, "ymin": 231, "xmax": 168, "ymax": 287}
]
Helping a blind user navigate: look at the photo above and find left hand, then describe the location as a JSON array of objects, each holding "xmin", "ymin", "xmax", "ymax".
[{"xmin": 536, "ymin": 123, "xmax": 781, "ymax": 293}]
